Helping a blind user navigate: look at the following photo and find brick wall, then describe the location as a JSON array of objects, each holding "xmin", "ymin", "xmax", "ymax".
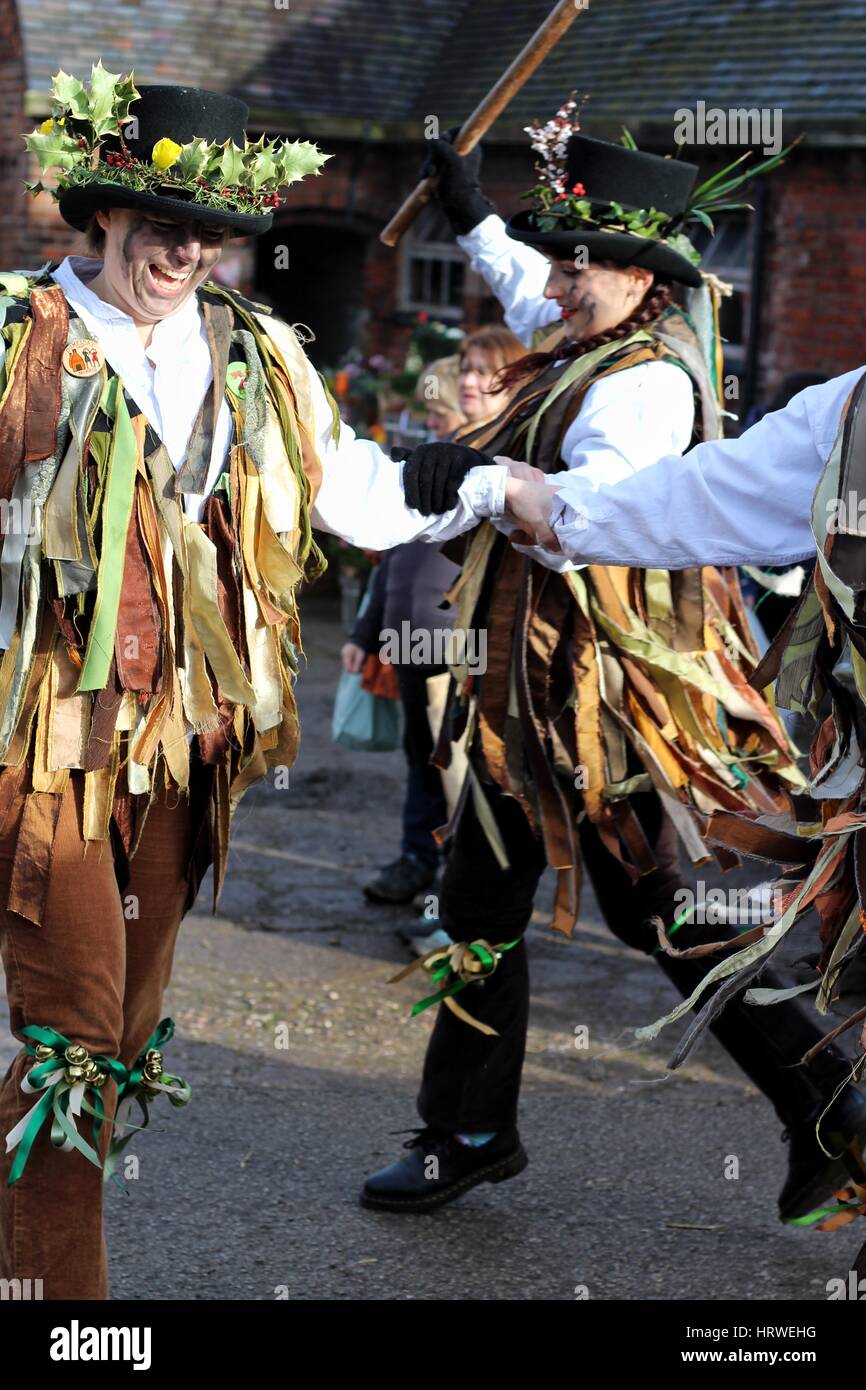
[
  {"xmin": 0, "ymin": 0, "xmax": 26, "ymax": 267},
  {"xmin": 758, "ymin": 150, "xmax": 866, "ymax": 400}
]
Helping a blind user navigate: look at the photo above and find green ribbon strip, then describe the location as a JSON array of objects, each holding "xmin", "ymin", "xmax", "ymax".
[
  {"xmin": 409, "ymin": 940, "xmax": 520, "ymax": 1020},
  {"xmin": 77, "ymin": 376, "xmax": 140, "ymax": 692},
  {"xmin": 784, "ymin": 1200, "xmax": 863, "ymax": 1228}
]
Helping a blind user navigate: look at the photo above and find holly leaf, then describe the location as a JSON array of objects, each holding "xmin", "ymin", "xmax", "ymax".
[
  {"xmin": 219, "ymin": 140, "xmax": 245, "ymax": 186},
  {"xmin": 244, "ymin": 146, "xmax": 278, "ymax": 190},
  {"xmin": 276, "ymin": 139, "xmax": 330, "ymax": 186},
  {"xmin": 51, "ymin": 70, "xmax": 89, "ymax": 119},
  {"xmin": 114, "ymin": 72, "xmax": 140, "ymax": 125},
  {"xmin": 175, "ymin": 138, "xmax": 211, "ymax": 180},
  {"xmin": 88, "ymin": 60, "xmax": 122, "ymax": 124},
  {"xmin": 24, "ymin": 127, "xmax": 84, "ymax": 172}
]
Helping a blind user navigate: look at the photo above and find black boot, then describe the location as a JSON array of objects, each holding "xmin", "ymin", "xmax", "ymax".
[
  {"xmin": 360, "ymin": 1128, "xmax": 528, "ymax": 1212},
  {"xmin": 778, "ymin": 1085, "xmax": 866, "ymax": 1223},
  {"xmin": 363, "ymin": 854, "xmax": 436, "ymax": 905}
]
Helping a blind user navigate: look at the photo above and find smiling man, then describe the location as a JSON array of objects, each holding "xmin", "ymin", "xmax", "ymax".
[
  {"xmin": 85, "ymin": 208, "xmax": 229, "ymax": 332},
  {"xmin": 0, "ymin": 68, "xmax": 510, "ymax": 1301}
]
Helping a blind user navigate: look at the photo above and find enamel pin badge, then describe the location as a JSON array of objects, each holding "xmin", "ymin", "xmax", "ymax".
[
  {"xmin": 62, "ymin": 339, "xmax": 104, "ymax": 378},
  {"xmin": 226, "ymin": 362, "xmax": 248, "ymax": 400}
]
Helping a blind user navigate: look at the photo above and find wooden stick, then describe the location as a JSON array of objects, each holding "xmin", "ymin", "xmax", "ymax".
[{"xmin": 380, "ymin": 0, "xmax": 587, "ymax": 247}]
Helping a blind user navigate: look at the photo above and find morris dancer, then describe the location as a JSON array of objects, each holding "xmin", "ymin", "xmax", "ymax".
[{"xmin": 361, "ymin": 110, "xmax": 866, "ymax": 1222}]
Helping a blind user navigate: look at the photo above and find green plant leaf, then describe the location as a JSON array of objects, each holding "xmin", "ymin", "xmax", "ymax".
[
  {"xmin": 175, "ymin": 138, "xmax": 211, "ymax": 180},
  {"xmin": 114, "ymin": 72, "xmax": 140, "ymax": 125},
  {"xmin": 689, "ymin": 207, "xmax": 715, "ymax": 232},
  {"xmin": 88, "ymin": 60, "xmax": 122, "ymax": 124},
  {"xmin": 276, "ymin": 139, "xmax": 330, "ymax": 186},
  {"xmin": 24, "ymin": 128, "xmax": 84, "ymax": 172},
  {"xmin": 244, "ymin": 149, "xmax": 278, "ymax": 190},
  {"xmin": 219, "ymin": 141, "xmax": 245, "ymax": 185},
  {"xmin": 51, "ymin": 70, "xmax": 89, "ymax": 119},
  {"xmin": 620, "ymin": 126, "xmax": 638, "ymax": 150}
]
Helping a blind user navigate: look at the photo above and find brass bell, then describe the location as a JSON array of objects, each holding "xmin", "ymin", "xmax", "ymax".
[
  {"xmin": 33, "ymin": 1044, "xmax": 56, "ymax": 1062},
  {"xmin": 65, "ymin": 1043, "xmax": 88, "ymax": 1066},
  {"xmin": 89, "ymin": 1070, "xmax": 107, "ymax": 1089},
  {"xmin": 82, "ymin": 1059, "xmax": 100, "ymax": 1082},
  {"xmin": 65, "ymin": 1064, "xmax": 86, "ymax": 1083},
  {"xmin": 142, "ymin": 1050, "xmax": 163, "ymax": 1083}
]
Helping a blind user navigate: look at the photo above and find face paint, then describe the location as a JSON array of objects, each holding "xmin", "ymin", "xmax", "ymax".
[
  {"xmin": 92, "ymin": 209, "xmax": 228, "ymax": 327},
  {"xmin": 544, "ymin": 256, "xmax": 648, "ymax": 341}
]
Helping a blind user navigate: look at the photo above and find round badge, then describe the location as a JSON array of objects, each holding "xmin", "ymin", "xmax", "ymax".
[
  {"xmin": 62, "ymin": 339, "xmax": 104, "ymax": 379},
  {"xmin": 226, "ymin": 362, "xmax": 248, "ymax": 400}
]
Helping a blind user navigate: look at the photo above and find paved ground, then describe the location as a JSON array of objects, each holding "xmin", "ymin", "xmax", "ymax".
[{"xmin": 2, "ymin": 594, "xmax": 865, "ymax": 1300}]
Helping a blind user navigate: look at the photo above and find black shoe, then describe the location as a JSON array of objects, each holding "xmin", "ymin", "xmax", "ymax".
[
  {"xmin": 360, "ymin": 1127, "xmax": 528, "ymax": 1212},
  {"xmin": 363, "ymin": 854, "xmax": 437, "ymax": 905},
  {"xmin": 779, "ymin": 1085, "xmax": 866, "ymax": 1223}
]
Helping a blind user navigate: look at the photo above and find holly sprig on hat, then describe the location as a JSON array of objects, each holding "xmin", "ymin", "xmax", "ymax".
[{"xmin": 24, "ymin": 62, "xmax": 330, "ymax": 216}]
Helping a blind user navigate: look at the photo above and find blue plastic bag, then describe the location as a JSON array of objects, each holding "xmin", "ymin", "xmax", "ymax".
[{"xmin": 332, "ymin": 669, "xmax": 400, "ymax": 752}]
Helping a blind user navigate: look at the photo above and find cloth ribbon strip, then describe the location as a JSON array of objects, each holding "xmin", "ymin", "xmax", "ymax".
[
  {"xmin": 106, "ymin": 1018, "xmax": 192, "ymax": 1184},
  {"xmin": 4, "ymin": 1024, "xmax": 126, "ymax": 1185},
  {"xmin": 4, "ymin": 1018, "xmax": 190, "ymax": 1187},
  {"xmin": 389, "ymin": 939, "xmax": 519, "ymax": 1036}
]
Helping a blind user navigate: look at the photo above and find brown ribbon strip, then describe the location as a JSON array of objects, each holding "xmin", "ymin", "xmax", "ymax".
[
  {"xmin": 24, "ymin": 286, "xmax": 69, "ymax": 464},
  {"xmin": 114, "ymin": 472, "xmax": 164, "ymax": 698},
  {"xmin": 0, "ymin": 320, "xmax": 31, "ymax": 502}
]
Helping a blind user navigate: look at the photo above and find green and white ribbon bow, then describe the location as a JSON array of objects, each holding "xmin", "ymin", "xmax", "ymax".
[
  {"xmin": 5, "ymin": 1018, "xmax": 191, "ymax": 1187},
  {"xmin": 5, "ymin": 1025, "xmax": 126, "ymax": 1186}
]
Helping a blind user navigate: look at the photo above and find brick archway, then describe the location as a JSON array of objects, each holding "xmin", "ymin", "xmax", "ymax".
[{"xmin": 0, "ymin": 0, "xmax": 26, "ymax": 266}]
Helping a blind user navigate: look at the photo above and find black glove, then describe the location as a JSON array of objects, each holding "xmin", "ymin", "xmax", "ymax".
[
  {"xmin": 394, "ymin": 442, "xmax": 493, "ymax": 514},
  {"xmin": 419, "ymin": 128, "xmax": 496, "ymax": 236}
]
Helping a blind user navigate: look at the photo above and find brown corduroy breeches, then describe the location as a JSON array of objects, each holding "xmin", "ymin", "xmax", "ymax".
[{"xmin": 0, "ymin": 770, "xmax": 192, "ymax": 1300}]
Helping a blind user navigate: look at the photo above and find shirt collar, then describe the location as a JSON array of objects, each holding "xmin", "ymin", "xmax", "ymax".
[{"xmin": 51, "ymin": 255, "xmax": 204, "ymax": 348}]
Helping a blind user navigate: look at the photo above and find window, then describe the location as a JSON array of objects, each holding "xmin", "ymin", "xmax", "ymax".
[{"xmin": 399, "ymin": 204, "xmax": 465, "ymax": 320}]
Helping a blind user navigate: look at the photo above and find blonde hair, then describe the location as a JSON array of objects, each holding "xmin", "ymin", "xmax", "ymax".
[{"xmin": 414, "ymin": 354, "xmax": 463, "ymax": 418}]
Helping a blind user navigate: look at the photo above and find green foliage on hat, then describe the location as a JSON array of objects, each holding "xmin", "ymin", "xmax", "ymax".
[{"xmin": 23, "ymin": 63, "xmax": 331, "ymax": 217}]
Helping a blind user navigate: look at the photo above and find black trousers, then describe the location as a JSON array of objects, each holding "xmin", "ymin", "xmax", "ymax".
[
  {"xmin": 418, "ymin": 784, "xmax": 852, "ymax": 1133},
  {"xmin": 396, "ymin": 665, "xmax": 448, "ymax": 870}
]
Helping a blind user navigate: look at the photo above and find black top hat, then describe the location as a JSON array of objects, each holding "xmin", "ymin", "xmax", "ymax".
[
  {"xmin": 507, "ymin": 134, "xmax": 703, "ymax": 287},
  {"xmin": 58, "ymin": 86, "xmax": 272, "ymax": 236}
]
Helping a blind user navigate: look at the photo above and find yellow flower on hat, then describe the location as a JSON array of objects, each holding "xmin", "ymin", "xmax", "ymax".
[{"xmin": 151, "ymin": 138, "xmax": 182, "ymax": 170}]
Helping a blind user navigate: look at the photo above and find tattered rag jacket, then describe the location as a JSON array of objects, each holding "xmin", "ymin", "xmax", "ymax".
[
  {"xmin": 436, "ymin": 308, "xmax": 805, "ymax": 934},
  {"xmin": 0, "ymin": 270, "xmax": 328, "ymax": 923}
]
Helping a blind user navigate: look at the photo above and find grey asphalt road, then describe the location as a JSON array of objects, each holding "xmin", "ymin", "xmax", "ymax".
[{"xmin": 2, "ymin": 595, "xmax": 864, "ymax": 1300}]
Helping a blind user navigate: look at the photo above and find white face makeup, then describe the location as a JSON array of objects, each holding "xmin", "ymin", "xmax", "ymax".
[
  {"xmin": 88, "ymin": 208, "xmax": 228, "ymax": 330},
  {"xmin": 541, "ymin": 254, "xmax": 654, "ymax": 341}
]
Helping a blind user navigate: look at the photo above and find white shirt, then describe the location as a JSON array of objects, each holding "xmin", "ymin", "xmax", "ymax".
[
  {"xmin": 540, "ymin": 369, "xmax": 864, "ymax": 569},
  {"xmin": 49, "ymin": 255, "xmax": 506, "ymax": 542},
  {"xmin": 458, "ymin": 215, "xmax": 697, "ymax": 570},
  {"xmin": 51, "ymin": 256, "xmax": 232, "ymax": 520}
]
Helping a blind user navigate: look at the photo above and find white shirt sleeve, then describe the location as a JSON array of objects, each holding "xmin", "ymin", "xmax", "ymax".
[
  {"xmin": 481, "ymin": 359, "xmax": 696, "ymax": 572},
  {"xmin": 541, "ymin": 369, "xmax": 865, "ymax": 569},
  {"xmin": 457, "ymin": 214, "xmax": 561, "ymax": 346},
  {"xmin": 306, "ymin": 359, "xmax": 507, "ymax": 549}
]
